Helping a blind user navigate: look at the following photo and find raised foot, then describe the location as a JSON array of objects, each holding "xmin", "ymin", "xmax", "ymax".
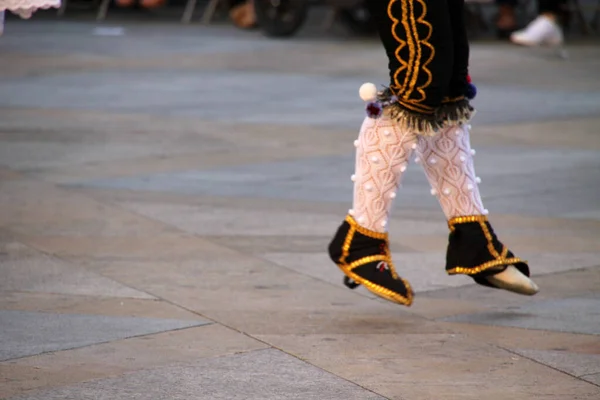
[{"xmin": 486, "ymin": 265, "xmax": 540, "ymax": 296}]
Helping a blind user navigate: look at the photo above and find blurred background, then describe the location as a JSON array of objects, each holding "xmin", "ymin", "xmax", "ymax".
[{"xmin": 4, "ymin": 0, "xmax": 600, "ymax": 41}]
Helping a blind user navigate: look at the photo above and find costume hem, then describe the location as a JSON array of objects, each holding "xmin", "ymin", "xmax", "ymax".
[{"xmin": 375, "ymin": 88, "xmax": 475, "ymax": 136}]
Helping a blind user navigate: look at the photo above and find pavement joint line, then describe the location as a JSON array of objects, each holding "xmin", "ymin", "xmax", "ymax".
[
  {"xmin": 495, "ymin": 344, "xmax": 600, "ymax": 389},
  {"xmin": 0, "ymin": 322, "xmax": 212, "ymax": 364},
  {"xmin": 43, "ymin": 182, "xmax": 411, "ymax": 309},
  {"xmin": 579, "ymin": 372, "xmax": 600, "ymax": 379},
  {"xmin": 40, "ymin": 266, "xmax": 396, "ymax": 400}
]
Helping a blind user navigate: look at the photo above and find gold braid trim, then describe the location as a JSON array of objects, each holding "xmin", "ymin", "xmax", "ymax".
[
  {"xmin": 448, "ymin": 215, "xmax": 488, "ymax": 231},
  {"xmin": 387, "ymin": 0, "xmax": 434, "ymax": 108},
  {"xmin": 337, "ymin": 260, "xmax": 413, "ymax": 306},
  {"xmin": 339, "ymin": 222, "xmax": 355, "ymax": 265},
  {"xmin": 442, "ymin": 96, "xmax": 466, "ymax": 103},
  {"xmin": 348, "ymin": 255, "xmax": 388, "ymax": 271},
  {"xmin": 389, "ymin": 0, "xmax": 410, "ymax": 95},
  {"xmin": 410, "ymin": 0, "xmax": 434, "ymax": 103},
  {"xmin": 447, "ymin": 215, "xmax": 527, "ymax": 276},
  {"xmin": 398, "ymin": 99, "xmax": 434, "ymax": 114},
  {"xmin": 344, "ymin": 214, "xmax": 388, "ymax": 240},
  {"xmin": 448, "ymin": 257, "xmax": 527, "ymax": 276},
  {"xmin": 337, "ymin": 214, "xmax": 412, "ymax": 306}
]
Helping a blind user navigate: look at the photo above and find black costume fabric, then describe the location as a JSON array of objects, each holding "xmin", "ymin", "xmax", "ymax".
[
  {"xmin": 366, "ymin": 0, "xmax": 472, "ymax": 130},
  {"xmin": 328, "ymin": 215, "xmax": 413, "ymax": 306},
  {"xmin": 445, "ymin": 216, "xmax": 531, "ymax": 288}
]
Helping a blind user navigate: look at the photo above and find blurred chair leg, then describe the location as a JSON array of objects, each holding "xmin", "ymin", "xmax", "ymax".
[
  {"xmin": 569, "ymin": 0, "xmax": 592, "ymax": 34},
  {"xmin": 322, "ymin": 7, "xmax": 338, "ymax": 31},
  {"xmin": 591, "ymin": 0, "xmax": 600, "ymax": 31},
  {"xmin": 97, "ymin": 0, "xmax": 112, "ymax": 21},
  {"xmin": 182, "ymin": 0, "xmax": 199, "ymax": 23},
  {"xmin": 474, "ymin": 3, "xmax": 489, "ymax": 31},
  {"xmin": 201, "ymin": 0, "xmax": 222, "ymax": 25},
  {"xmin": 57, "ymin": 0, "xmax": 68, "ymax": 16}
]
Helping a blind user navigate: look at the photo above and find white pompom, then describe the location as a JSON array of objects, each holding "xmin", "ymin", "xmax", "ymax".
[{"xmin": 359, "ymin": 82, "xmax": 378, "ymax": 102}]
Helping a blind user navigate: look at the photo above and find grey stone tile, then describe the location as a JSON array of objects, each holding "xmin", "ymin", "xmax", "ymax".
[
  {"xmin": 0, "ymin": 253, "xmax": 154, "ymax": 299},
  {"xmin": 2, "ymin": 68, "xmax": 600, "ymax": 128},
  {"xmin": 441, "ymin": 296, "xmax": 600, "ymax": 336},
  {"xmin": 116, "ymin": 201, "xmax": 347, "ymax": 236},
  {"xmin": 511, "ymin": 253, "xmax": 600, "ymax": 277},
  {"xmin": 114, "ymin": 200, "xmax": 447, "ymax": 237},
  {"xmin": 66, "ymin": 145, "xmax": 600, "ymax": 218},
  {"xmin": 561, "ymin": 210, "xmax": 600, "ymax": 221},
  {"xmin": 0, "ymin": 71, "xmax": 364, "ymax": 129},
  {"xmin": 582, "ymin": 373, "xmax": 600, "ymax": 386},
  {"xmin": 0, "ymin": 310, "xmax": 210, "ymax": 361},
  {"xmin": 7, "ymin": 348, "xmax": 386, "ymax": 400},
  {"xmin": 515, "ymin": 349, "xmax": 600, "ymax": 378}
]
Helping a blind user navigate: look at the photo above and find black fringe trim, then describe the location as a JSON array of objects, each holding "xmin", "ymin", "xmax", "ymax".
[{"xmin": 376, "ymin": 88, "xmax": 475, "ymax": 136}]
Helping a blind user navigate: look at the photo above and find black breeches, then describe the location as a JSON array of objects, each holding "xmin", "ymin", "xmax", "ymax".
[{"xmin": 367, "ymin": 0, "xmax": 470, "ymax": 114}]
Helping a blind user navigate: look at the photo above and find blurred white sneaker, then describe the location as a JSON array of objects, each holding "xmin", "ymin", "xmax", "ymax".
[{"xmin": 510, "ymin": 15, "xmax": 564, "ymax": 46}]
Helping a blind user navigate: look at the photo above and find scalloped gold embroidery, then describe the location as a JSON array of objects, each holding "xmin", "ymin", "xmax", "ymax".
[{"xmin": 388, "ymin": 0, "xmax": 435, "ymax": 109}]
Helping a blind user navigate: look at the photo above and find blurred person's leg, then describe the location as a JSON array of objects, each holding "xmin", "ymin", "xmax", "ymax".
[
  {"xmin": 495, "ymin": 0, "xmax": 519, "ymax": 38},
  {"xmin": 510, "ymin": 0, "xmax": 566, "ymax": 46},
  {"xmin": 230, "ymin": 0, "xmax": 256, "ymax": 29}
]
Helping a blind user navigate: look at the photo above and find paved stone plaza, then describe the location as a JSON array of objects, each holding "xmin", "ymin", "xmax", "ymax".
[{"xmin": 1, "ymin": 16, "xmax": 599, "ymax": 400}]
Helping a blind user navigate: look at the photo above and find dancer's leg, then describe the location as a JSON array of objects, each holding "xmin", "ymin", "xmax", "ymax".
[
  {"xmin": 328, "ymin": 114, "xmax": 417, "ymax": 306},
  {"xmin": 351, "ymin": 116, "xmax": 418, "ymax": 232},
  {"xmin": 416, "ymin": 124, "xmax": 539, "ymax": 295},
  {"xmin": 415, "ymin": 124, "xmax": 485, "ymax": 220}
]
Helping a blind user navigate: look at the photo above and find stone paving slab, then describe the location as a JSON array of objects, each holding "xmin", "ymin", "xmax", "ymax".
[
  {"xmin": 0, "ymin": 291, "xmax": 202, "ymax": 320},
  {"xmin": 5, "ymin": 348, "xmax": 386, "ymax": 400},
  {"xmin": 256, "ymin": 333, "xmax": 600, "ymax": 400},
  {"xmin": 0, "ymin": 324, "xmax": 270, "ymax": 398},
  {"xmin": 66, "ymin": 143, "xmax": 600, "ymax": 218},
  {"xmin": 0, "ymin": 250, "xmax": 154, "ymax": 299},
  {"xmin": 441, "ymin": 295, "xmax": 600, "ymax": 335},
  {"xmin": 3, "ymin": 70, "xmax": 600, "ymax": 129},
  {"xmin": 112, "ymin": 200, "xmax": 448, "ymax": 237},
  {"xmin": 514, "ymin": 349, "xmax": 600, "ymax": 380},
  {"xmin": 0, "ymin": 310, "xmax": 210, "ymax": 361}
]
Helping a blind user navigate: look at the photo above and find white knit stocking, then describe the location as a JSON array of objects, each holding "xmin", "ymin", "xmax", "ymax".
[
  {"xmin": 415, "ymin": 124, "xmax": 487, "ymax": 220},
  {"xmin": 351, "ymin": 116, "xmax": 418, "ymax": 232}
]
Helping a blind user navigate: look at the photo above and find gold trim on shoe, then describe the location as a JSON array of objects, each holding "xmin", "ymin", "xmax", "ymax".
[
  {"xmin": 337, "ymin": 261, "xmax": 414, "ymax": 306},
  {"xmin": 336, "ymin": 215, "xmax": 413, "ymax": 306},
  {"xmin": 447, "ymin": 215, "xmax": 527, "ymax": 277}
]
